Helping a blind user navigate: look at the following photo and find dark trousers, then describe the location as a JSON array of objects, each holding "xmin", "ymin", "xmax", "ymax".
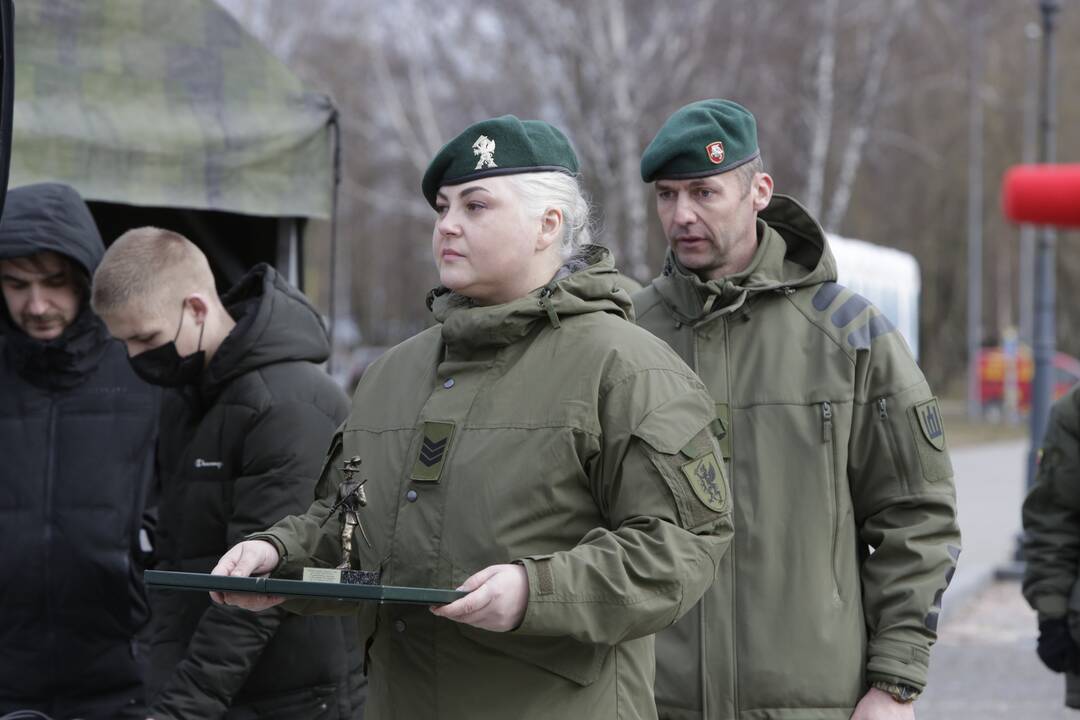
[{"xmin": 1066, "ymin": 671, "xmax": 1080, "ymax": 709}]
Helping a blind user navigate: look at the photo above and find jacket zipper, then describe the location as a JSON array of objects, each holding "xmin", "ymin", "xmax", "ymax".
[
  {"xmin": 44, "ymin": 397, "xmax": 58, "ymax": 659},
  {"xmin": 821, "ymin": 401, "xmax": 841, "ymax": 597},
  {"xmin": 821, "ymin": 400, "xmax": 833, "ymax": 442},
  {"xmin": 698, "ymin": 600, "xmax": 708, "ymax": 720},
  {"xmin": 722, "ymin": 317, "xmax": 737, "ymax": 717},
  {"xmin": 878, "ymin": 398, "xmax": 909, "ymax": 490}
]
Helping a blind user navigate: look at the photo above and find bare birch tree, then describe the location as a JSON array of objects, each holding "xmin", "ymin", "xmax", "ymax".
[
  {"xmin": 803, "ymin": 0, "xmax": 840, "ymax": 219},
  {"xmin": 823, "ymin": 0, "xmax": 916, "ymax": 232}
]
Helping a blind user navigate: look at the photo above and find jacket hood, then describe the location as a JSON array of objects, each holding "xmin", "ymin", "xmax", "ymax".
[
  {"xmin": 201, "ymin": 263, "xmax": 331, "ymax": 397},
  {"xmin": 0, "ymin": 183, "xmax": 111, "ymax": 386},
  {"xmin": 427, "ymin": 244, "xmax": 632, "ymax": 351},
  {"xmin": 0, "ymin": 183, "xmax": 104, "ymax": 275},
  {"xmin": 652, "ymin": 194, "xmax": 837, "ymax": 324}
]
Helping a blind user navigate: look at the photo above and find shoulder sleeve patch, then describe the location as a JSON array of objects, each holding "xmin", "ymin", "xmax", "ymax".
[
  {"xmin": 914, "ymin": 398, "xmax": 946, "ymax": 451},
  {"xmin": 681, "ymin": 452, "xmax": 727, "ymax": 512}
]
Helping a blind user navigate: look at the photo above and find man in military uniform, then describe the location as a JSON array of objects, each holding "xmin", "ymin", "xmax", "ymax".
[
  {"xmin": 632, "ymin": 99, "xmax": 961, "ymax": 719},
  {"xmin": 1023, "ymin": 383, "xmax": 1080, "ymax": 708}
]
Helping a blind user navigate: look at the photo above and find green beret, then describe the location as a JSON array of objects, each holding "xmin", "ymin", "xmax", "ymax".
[
  {"xmin": 640, "ymin": 99, "xmax": 759, "ymax": 182},
  {"xmin": 422, "ymin": 115, "xmax": 579, "ymax": 208}
]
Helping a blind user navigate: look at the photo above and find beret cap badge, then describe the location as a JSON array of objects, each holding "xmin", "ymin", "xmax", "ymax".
[
  {"xmin": 706, "ymin": 141, "xmax": 725, "ymax": 165},
  {"xmin": 473, "ymin": 135, "xmax": 497, "ymax": 170}
]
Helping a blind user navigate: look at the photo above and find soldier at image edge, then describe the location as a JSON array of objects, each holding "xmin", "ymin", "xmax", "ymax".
[{"xmin": 1023, "ymin": 382, "xmax": 1080, "ymax": 709}]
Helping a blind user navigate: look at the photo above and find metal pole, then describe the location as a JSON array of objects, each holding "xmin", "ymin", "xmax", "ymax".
[
  {"xmin": 1027, "ymin": 0, "xmax": 1060, "ymax": 492},
  {"xmin": 966, "ymin": 6, "xmax": 985, "ymax": 421},
  {"xmin": 1008, "ymin": 23, "xmax": 1042, "ymax": 427},
  {"xmin": 1018, "ymin": 22, "xmax": 1040, "ymax": 348}
]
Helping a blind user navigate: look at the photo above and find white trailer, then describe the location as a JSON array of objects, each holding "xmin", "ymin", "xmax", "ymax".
[{"xmin": 826, "ymin": 234, "xmax": 921, "ymax": 359}]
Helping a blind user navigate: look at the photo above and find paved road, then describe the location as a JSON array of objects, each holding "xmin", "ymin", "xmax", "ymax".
[
  {"xmin": 918, "ymin": 580, "xmax": 1072, "ymax": 719},
  {"xmin": 942, "ymin": 439, "xmax": 1028, "ymax": 619},
  {"xmin": 916, "ymin": 439, "xmax": 1075, "ymax": 718}
]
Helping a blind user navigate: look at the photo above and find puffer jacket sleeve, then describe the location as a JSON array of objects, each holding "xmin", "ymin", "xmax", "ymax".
[
  {"xmin": 1023, "ymin": 384, "xmax": 1080, "ymax": 621},
  {"xmin": 150, "ymin": 400, "xmax": 340, "ymax": 719},
  {"xmin": 515, "ymin": 365, "xmax": 733, "ymax": 644},
  {"xmin": 847, "ymin": 323, "xmax": 961, "ymax": 693}
]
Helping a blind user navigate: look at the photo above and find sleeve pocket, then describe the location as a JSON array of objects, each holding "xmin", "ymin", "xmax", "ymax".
[{"xmin": 640, "ymin": 427, "xmax": 730, "ymax": 532}]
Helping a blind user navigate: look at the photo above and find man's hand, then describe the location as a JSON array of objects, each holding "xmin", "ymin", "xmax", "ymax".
[
  {"xmin": 1037, "ymin": 617, "xmax": 1080, "ymax": 673},
  {"xmin": 430, "ymin": 563, "xmax": 528, "ymax": 632},
  {"xmin": 850, "ymin": 687, "xmax": 914, "ymax": 720},
  {"xmin": 208, "ymin": 540, "xmax": 285, "ymax": 612}
]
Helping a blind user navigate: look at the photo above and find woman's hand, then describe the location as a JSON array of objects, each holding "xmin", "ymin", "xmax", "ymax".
[
  {"xmin": 430, "ymin": 563, "xmax": 529, "ymax": 632},
  {"xmin": 208, "ymin": 540, "xmax": 285, "ymax": 612}
]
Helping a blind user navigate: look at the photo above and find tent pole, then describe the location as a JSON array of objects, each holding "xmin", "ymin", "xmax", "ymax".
[{"xmin": 328, "ymin": 109, "xmax": 342, "ymax": 378}]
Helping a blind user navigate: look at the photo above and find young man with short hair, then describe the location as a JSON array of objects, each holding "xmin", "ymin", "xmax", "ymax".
[{"xmin": 93, "ymin": 227, "xmax": 363, "ymax": 719}]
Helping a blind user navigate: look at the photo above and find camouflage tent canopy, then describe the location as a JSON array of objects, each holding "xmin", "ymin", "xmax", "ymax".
[
  {"xmin": 8, "ymin": 0, "xmax": 339, "ymax": 293},
  {"xmin": 11, "ymin": 0, "xmax": 336, "ymax": 219}
]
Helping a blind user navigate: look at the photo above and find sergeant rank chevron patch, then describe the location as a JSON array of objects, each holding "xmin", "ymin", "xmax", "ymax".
[{"xmin": 410, "ymin": 421, "xmax": 456, "ymax": 482}]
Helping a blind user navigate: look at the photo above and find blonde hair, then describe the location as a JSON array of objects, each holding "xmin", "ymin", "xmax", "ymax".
[
  {"xmin": 508, "ymin": 172, "xmax": 593, "ymax": 259},
  {"xmin": 92, "ymin": 227, "xmax": 216, "ymax": 318}
]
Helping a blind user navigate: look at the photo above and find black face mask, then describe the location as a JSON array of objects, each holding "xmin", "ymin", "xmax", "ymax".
[{"xmin": 129, "ymin": 303, "xmax": 206, "ymax": 387}]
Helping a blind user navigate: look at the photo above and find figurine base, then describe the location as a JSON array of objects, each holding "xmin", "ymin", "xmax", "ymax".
[
  {"xmin": 145, "ymin": 570, "xmax": 466, "ymax": 605},
  {"xmin": 302, "ymin": 567, "xmax": 381, "ymax": 585}
]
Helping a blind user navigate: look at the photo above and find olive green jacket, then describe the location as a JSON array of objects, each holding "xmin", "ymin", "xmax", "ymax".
[
  {"xmin": 256, "ymin": 247, "xmax": 734, "ymax": 720},
  {"xmin": 1023, "ymin": 383, "xmax": 1080, "ymax": 622},
  {"xmin": 633, "ymin": 196, "xmax": 961, "ymax": 720}
]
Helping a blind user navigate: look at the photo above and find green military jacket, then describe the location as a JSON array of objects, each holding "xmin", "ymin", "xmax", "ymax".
[
  {"xmin": 256, "ymin": 247, "xmax": 733, "ymax": 720},
  {"xmin": 633, "ymin": 196, "xmax": 961, "ymax": 720},
  {"xmin": 1023, "ymin": 383, "xmax": 1080, "ymax": 622}
]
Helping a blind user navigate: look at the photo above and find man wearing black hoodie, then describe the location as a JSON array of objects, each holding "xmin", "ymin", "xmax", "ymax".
[
  {"xmin": 0, "ymin": 183, "xmax": 159, "ymax": 719},
  {"xmin": 92, "ymin": 227, "xmax": 363, "ymax": 719}
]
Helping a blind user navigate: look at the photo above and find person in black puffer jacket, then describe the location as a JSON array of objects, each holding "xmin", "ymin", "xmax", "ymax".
[
  {"xmin": 91, "ymin": 226, "xmax": 364, "ymax": 720},
  {"xmin": 0, "ymin": 183, "xmax": 160, "ymax": 719}
]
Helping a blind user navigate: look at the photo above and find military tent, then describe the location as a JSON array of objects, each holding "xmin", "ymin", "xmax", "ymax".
[{"xmin": 9, "ymin": 0, "xmax": 339, "ymax": 292}]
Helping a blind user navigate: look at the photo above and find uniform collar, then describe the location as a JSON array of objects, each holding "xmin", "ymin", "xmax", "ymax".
[{"xmin": 428, "ymin": 245, "xmax": 630, "ymax": 354}]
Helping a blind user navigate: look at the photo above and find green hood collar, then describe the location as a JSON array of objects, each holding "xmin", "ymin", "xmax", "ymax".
[
  {"xmin": 652, "ymin": 194, "xmax": 837, "ymax": 325},
  {"xmin": 427, "ymin": 244, "xmax": 632, "ymax": 351}
]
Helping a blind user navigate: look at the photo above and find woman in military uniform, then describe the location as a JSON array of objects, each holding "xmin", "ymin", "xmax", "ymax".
[{"xmin": 212, "ymin": 116, "xmax": 732, "ymax": 720}]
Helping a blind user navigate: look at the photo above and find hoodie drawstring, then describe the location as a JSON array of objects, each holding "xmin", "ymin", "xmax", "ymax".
[{"xmin": 538, "ymin": 287, "xmax": 561, "ymax": 329}]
